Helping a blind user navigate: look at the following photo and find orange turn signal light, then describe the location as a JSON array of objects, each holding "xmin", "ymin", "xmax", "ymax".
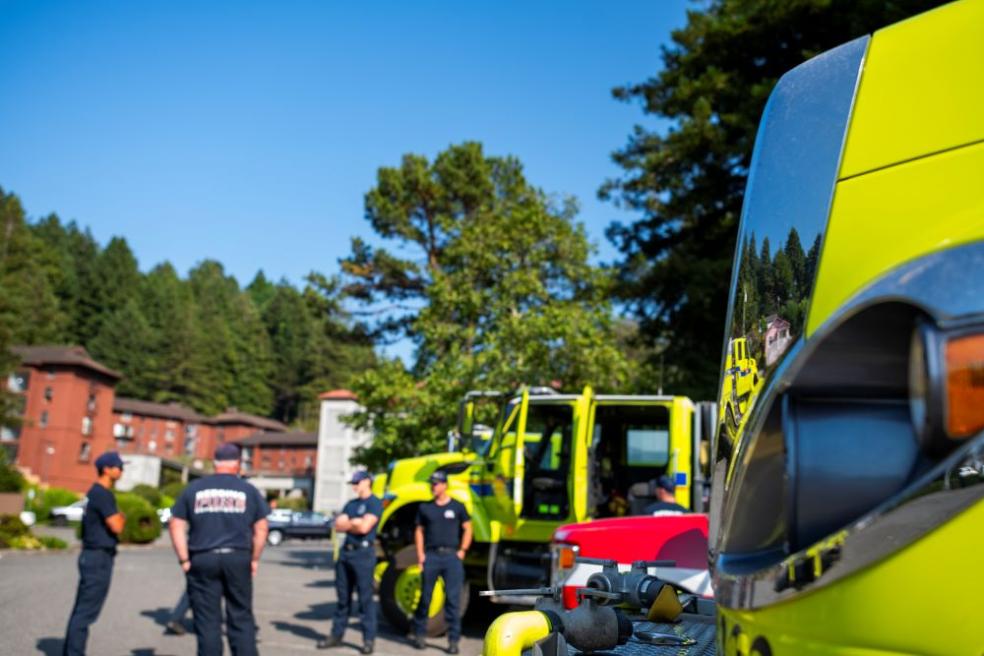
[
  {"xmin": 946, "ymin": 333, "xmax": 984, "ymax": 439},
  {"xmin": 558, "ymin": 546, "xmax": 576, "ymax": 569}
]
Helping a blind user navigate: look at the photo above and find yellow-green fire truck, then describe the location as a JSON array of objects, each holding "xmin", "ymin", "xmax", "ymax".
[{"xmin": 375, "ymin": 386, "xmax": 714, "ymax": 635}]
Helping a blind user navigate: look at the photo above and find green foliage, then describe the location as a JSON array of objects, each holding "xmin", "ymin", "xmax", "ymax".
[
  {"xmin": 342, "ymin": 142, "xmax": 635, "ymax": 469},
  {"xmin": 160, "ymin": 494, "xmax": 175, "ymax": 510},
  {"xmin": 0, "ymin": 514, "xmax": 29, "ymax": 540},
  {"xmin": 38, "ymin": 535, "xmax": 68, "ymax": 549},
  {"xmin": 161, "ymin": 481, "xmax": 187, "ymax": 500},
  {"xmin": 129, "ymin": 484, "xmax": 163, "ymax": 508},
  {"xmin": 0, "ymin": 185, "xmax": 374, "ymax": 427},
  {"xmin": 114, "ymin": 492, "xmax": 161, "ymax": 544},
  {"xmin": 0, "ymin": 449, "xmax": 25, "ymax": 492},
  {"xmin": 602, "ymin": 0, "xmax": 949, "ymax": 399},
  {"xmin": 26, "ymin": 486, "xmax": 80, "ymax": 522}
]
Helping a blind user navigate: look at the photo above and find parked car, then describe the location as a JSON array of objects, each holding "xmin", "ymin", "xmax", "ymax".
[
  {"xmin": 266, "ymin": 510, "xmax": 332, "ymax": 546},
  {"xmin": 267, "ymin": 508, "xmax": 294, "ymax": 523},
  {"xmin": 157, "ymin": 506, "xmax": 171, "ymax": 525},
  {"xmin": 50, "ymin": 499, "xmax": 87, "ymax": 525}
]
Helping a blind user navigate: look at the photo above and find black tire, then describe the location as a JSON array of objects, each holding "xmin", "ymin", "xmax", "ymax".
[
  {"xmin": 52, "ymin": 516, "xmax": 67, "ymax": 527},
  {"xmin": 378, "ymin": 545, "xmax": 470, "ymax": 637}
]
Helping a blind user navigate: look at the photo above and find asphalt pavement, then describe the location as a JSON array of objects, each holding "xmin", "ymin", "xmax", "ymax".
[{"xmin": 0, "ymin": 538, "xmax": 491, "ymax": 655}]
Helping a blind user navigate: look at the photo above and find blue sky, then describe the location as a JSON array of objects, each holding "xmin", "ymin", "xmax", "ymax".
[{"xmin": 0, "ymin": 1, "xmax": 688, "ymax": 354}]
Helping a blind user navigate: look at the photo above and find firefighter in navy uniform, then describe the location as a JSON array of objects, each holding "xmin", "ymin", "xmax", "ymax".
[
  {"xmin": 318, "ymin": 470, "xmax": 382, "ymax": 653},
  {"xmin": 412, "ymin": 470, "xmax": 472, "ymax": 654},
  {"xmin": 63, "ymin": 451, "xmax": 126, "ymax": 656},
  {"xmin": 168, "ymin": 443, "xmax": 269, "ymax": 656}
]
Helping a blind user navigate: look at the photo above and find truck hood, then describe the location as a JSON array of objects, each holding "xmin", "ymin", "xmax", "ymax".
[{"xmin": 554, "ymin": 514, "xmax": 709, "ymax": 571}]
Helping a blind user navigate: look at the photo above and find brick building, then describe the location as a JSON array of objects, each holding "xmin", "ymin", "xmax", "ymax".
[
  {"xmin": 4, "ymin": 345, "xmax": 295, "ymax": 494},
  {"xmin": 6, "ymin": 346, "xmax": 122, "ymax": 492},
  {"xmin": 237, "ymin": 431, "xmax": 317, "ymax": 500}
]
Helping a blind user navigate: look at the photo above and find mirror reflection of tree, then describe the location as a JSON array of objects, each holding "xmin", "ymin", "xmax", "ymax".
[{"xmin": 731, "ymin": 228, "xmax": 821, "ymax": 369}]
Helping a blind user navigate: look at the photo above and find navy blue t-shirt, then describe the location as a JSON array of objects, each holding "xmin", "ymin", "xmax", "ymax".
[
  {"xmin": 172, "ymin": 474, "xmax": 269, "ymax": 553},
  {"xmin": 415, "ymin": 499, "xmax": 470, "ymax": 550},
  {"xmin": 81, "ymin": 484, "xmax": 120, "ymax": 550},
  {"xmin": 340, "ymin": 495, "xmax": 383, "ymax": 546}
]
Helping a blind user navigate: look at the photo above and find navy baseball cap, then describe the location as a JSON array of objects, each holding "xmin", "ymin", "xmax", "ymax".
[
  {"xmin": 655, "ymin": 475, "xmax": 676, "ymax": 493},
  {"xmin": 214, "ymin": 443, "xmax": 242, "ymax": 461},
  {"xmin": 348, "ymin": 470, "xmax": 372, "ymax": 484},
  {"xmin": 429, "ymin": 470, "xmax": 448, "ymax": 484},
  {"xmin": 95, "ymin": 451, "xmax": 124, "ymax": 471}
]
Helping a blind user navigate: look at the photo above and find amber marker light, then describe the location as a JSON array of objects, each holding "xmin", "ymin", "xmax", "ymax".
[
  {"xmin": 558, "ymin": 546, "xmax": 576, "ymax": 569},
  {"xmin": 945, "ymin": 333, "xmax": 984, "ymax": 438}
]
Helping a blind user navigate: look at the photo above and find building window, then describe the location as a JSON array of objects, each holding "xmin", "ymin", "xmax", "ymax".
[
  {"xmin": 81, "ymin": 416, "xmax": 93, "ymax": 436},
  {"xmin": 304, "ymin": 455, "xmax": 313, "ymax": 468},
  {"xmin": 79, "ymin": 442, "xmax": 91, "ymax": 462},
  {"xmin": 46, "ymin": 368, "xmax": 55, "ymax": 380},
  {"xmin": 39, "ymin": 411, "xmax": 49, "ymax": 428},
  {"xmin": 87, "ymin": 393, "xmax": 97, "ymax": 412},
  {"xmin": 44, "ymin": 386, "xmax": 53, "ymax": 401},
  {"xmin": 113, "ymin": 423, "xmax": 134, "ymax": 439},
  {"xmin": 165, "ymin": 429, "xmax": 175, "ymax": 442},
  {"xmin": 121, "ymin": 412, "xmax": 133, "ymax": 422},
  {"xmin": 148, "ymin": 440, "xmax": 157, "ymax": 452}
]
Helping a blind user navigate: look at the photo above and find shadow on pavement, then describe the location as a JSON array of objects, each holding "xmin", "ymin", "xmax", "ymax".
[
  {"xmin": 277, "ymin": 549, "xmax": 334, "ymax": 570},
  {"xmin": 36, "ymin": 638, "xmax": 63, "ymax": 656},
  {"xmin": 140, "ymin": 607, "xmax": 173, "ymax": 628},
  {"xmin": 306, "ymin": 577, "xmax": 337, "ymax": 588},
  {"xmin": 271, "ymin": 619, "xmax": 326, "ymax": 643},
  {"xmin": 295, "ymin": 601, "xmax": 335, "ymax": 621}
]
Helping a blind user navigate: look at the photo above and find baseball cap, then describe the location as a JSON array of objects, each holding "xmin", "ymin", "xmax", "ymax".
[
  {"xmin": 429, "ymin": 470, "xmax": 449, "ymax": 484},
  {"xmin": 654, "ymin": 475, "xmax": 676, "ymax": 493},
  {"xmin": 94, "ymin": 451, "xmax": 124, "ymax": 471},
  {"xmin": 214, "ymin": 442, "xmax": 242, "ymax": 462},
  {"xmin": 348, "ymin": 470, "xmax": 372, "ymax": 484}
]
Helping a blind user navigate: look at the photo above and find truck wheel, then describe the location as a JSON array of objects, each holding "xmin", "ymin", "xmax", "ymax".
[
  {"xmin": 267, "ymin": 529, "xmax": 284, "ymax": 546},
  {"xmin": 379, "ymin": 545, "xmax": 470, "ymax": 636}
]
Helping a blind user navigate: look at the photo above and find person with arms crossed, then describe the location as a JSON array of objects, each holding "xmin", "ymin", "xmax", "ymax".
[
  {"xmin": 169, "ymin": 443, "xmax": 268, "ymax": 656},
  {"xmin": 63, "ymin": 451, "xmax": 126, "ymax": 656},
  {"xmin": 318, "ymin": 470, "xmax": 382, "ymax": 654},
  {"xmin": 412, "ymin": 470, "xmax": 472, "ymax": 654}
]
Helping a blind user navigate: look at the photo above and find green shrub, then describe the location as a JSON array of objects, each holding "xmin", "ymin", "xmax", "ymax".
[
  {"xmin": 27, "ymin": 486, "xmax": 80, "ymax": 522},
  {"xmin": 8, "ymin": 534, "xmax": 43, "ymax": 549},
  {"xmin": 130, "ymin": 484, "xmax": 162, "ymax": 508},
  {"xmin": 114, "ymin": 492, "xmax": 161, "ymax": 544},
  {"xmin": 0, "ymin": 450, "xmax": 25, "ymax": 492},
  {"xmin": 160, "ymin": 494, "xmax": 175, "ymax": 510},
  {"xmin": 38, "ymin": 535, "xmax": 67, "ymax": 549},
  {"xmin": 0, "ymin": 513, "xmax": 28, "ymax": 536},
  {"xmin": 161, "ymin": 481, "xmax": 187, "ymax": 500}
]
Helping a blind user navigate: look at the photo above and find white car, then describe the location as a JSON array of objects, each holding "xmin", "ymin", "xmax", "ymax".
[
  {"xmin": 50, "ymin": 499, "xmax": 87, "ymax": 525},
  {"xmin": 157, "ymin": 507, "xmax": 172, "ymax": 525},
  {"xmin": 267, "ymin": 508, "xmax": 294, "ymax": 523}
]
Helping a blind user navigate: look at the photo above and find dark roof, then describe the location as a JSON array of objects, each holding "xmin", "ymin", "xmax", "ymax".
[
  {"xmin": 113, "ymin": 397, "xmax": 203, "ymax": 422},
  {"xmin": 206, "ymin": 409, "xmax": 288, "ymax": 432},
  {"xmin": 12, "ymin": 345, "xmax": 122, "ymax": 380},
  {"xmin": 319, "ymin": 389, "xmax": 358, "ymax": 401},
  {"xmin": 233, "ymin": 431, "xmax": 318, "ymax": 447}
]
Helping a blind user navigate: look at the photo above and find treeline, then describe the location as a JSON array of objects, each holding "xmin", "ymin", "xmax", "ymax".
[{"xmin": 0, "ymin": 188, "xmax": 374, "ymax": 426}]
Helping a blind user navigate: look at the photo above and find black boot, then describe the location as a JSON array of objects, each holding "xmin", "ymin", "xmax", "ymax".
[
  {"xmin": 361, "ymin": 641, "xmax": 375, "ymax": 654},
  {"xmin": 317, "ymin": 635, "xmax": 343, "ymax": 649},
  {"xmin": 448, "ymin": 641, "xmax": 459, "ymax": 654},
  {"xmin": 411, "ymin": 634, "xmax": 427, "ymax": 650}
]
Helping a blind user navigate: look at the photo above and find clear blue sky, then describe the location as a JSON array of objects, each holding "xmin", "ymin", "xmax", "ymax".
[{"xmin": 0, "ymin": 1, "xmax": 687, "ymax": 356}]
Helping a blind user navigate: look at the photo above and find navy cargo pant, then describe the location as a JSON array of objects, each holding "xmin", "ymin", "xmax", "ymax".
[
  {"xmin": 186, "ymin": 549, "xmax": 257, "ymax": 656},
  {"xmin": 64, "ymin": 548, "xmax": 115, "ymax": 656},
  {"xmin": 332, "ymin": 546, "xmax": 377, "ymax": 642},
  {"xmin": 414, "ymin": 551, "xmax": 464, "ymax": 642}
]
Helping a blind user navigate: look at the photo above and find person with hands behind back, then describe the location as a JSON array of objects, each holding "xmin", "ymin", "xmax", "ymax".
[
  {"xmin": 318, "ymin": 470, "xmax": 382, "ymax": 654},
  {"xmin": 411, "ymin": 470, "xmax": 472, "ymax": 654},
  {"xmin": 169, "ymin": 443, "xmax": 268, "ymax": 656}
]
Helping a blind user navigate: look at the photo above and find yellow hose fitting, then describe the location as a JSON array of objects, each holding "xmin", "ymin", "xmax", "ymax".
[{"xmin": 482, "ymin": 611, "xmax": 553, "ymax": 656}]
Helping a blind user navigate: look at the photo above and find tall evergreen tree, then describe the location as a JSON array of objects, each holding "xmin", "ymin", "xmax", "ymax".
[{"xmin": 602, "ymin": 0, "xmax": 950, "ymax": 399}]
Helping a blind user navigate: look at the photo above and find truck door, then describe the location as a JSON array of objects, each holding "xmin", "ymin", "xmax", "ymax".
[
  {"xmin": 518, "ymin": 401, "xmax": 576, "ymax": 520},
  {"xmin": 485, "ymin": 389, "xmax": 529, "ymax": 524}
]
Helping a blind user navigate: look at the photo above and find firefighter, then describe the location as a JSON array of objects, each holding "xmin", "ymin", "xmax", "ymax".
[
  {"xmin": 63, "ymin": 451, "xmax": 126, "ymax": 656},
  {"xmin": 318, "ymin": 470, "xmax": 381, "ymax": 654},
  {"xmin": 168, "ymin": 443, "xmax": 269, "ymax": 656},
  {"xmin": 412, "ymin": 470, "xmax": 472, "ymax": 654}
]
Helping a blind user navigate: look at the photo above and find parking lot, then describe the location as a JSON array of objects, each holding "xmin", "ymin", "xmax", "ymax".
[{"xmin": 0, "ymin": 535, "xmax": 489, "ymax": 655}]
